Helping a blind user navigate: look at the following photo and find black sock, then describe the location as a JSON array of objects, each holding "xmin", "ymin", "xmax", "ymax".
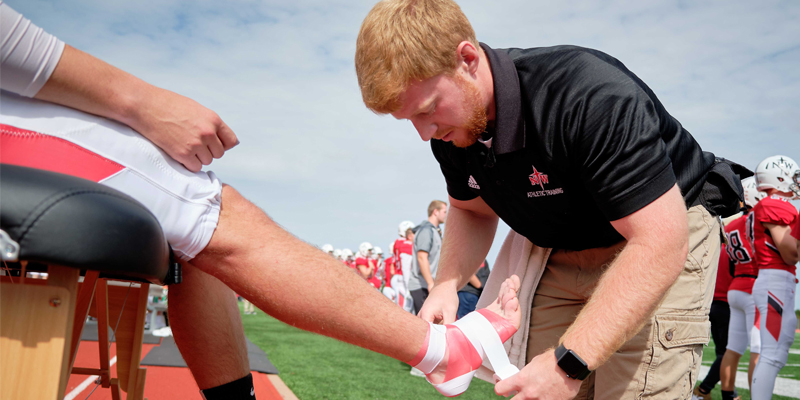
[
  {"xmin": 201, "ymin": 373, "xmax": 255, "ymax": 400},
  {"xmin": 721, "ymin": 390, "xmax": 736, "ymax": 400},
  {"xmin": 697, "ymin": 385, "xmax": 711, "ymax": 394}
]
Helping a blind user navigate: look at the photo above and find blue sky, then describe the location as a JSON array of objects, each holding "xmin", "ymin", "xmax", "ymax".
[{"xmin": 8, "ymin": 0, "xmax": 800, "ymax": 305}]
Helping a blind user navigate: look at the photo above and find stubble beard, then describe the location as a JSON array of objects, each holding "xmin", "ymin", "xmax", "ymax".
[{"xmin": 451, "ymin": 74, "xmax": 488, "ymax": 148}]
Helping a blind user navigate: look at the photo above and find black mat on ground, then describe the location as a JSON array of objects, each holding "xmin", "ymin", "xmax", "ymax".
[
  {"xmin": 81, "ymin": 320, "xmax": 162, "ymax": 345},
  {"xmin": 140, "ymin": 336, "xmax": 279, "ymax": 375}
]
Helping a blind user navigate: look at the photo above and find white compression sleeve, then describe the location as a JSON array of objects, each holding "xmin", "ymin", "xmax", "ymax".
[{"xmin": 0, "ymin": 1, "xmax": 65, "ymax": 97}]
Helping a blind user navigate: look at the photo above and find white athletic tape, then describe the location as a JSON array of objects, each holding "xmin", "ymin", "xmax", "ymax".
[
  {"xmin": 452, "ymin": 311, "xmax": 519, "ymax": 381},
  {"xmin": 415, "ymin": 323, "xmax": 447, "ymax": 374}
]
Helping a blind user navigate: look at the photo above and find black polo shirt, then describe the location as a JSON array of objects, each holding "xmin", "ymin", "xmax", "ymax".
[{"xmin": 431, "ymin": 43, "xmax": 716, "ymax": 251}]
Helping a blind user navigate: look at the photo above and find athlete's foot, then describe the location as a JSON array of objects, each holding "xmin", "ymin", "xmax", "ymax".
[{"xmin": 426, "ymin": 275, "xmax": 521, "ymax": 386}]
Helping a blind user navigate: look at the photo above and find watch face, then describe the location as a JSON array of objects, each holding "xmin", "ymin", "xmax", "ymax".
[{"xmin": 556, "ymin": 346, "xmax": 589, "ymax": 380}]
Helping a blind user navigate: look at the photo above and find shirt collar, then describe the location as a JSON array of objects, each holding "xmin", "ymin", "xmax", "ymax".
[{"xmin": 480, "ymin": 43, "xmax": 525, "ymax": 155}]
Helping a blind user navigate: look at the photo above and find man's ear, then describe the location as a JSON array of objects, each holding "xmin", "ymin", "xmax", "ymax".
[{"xmin": 457, "ymin": 41, "xmax": 481, "ymax": 76}]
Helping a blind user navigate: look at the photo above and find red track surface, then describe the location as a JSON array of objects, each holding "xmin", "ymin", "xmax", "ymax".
[{"xmin": 64, "ymin": 340, "xmax": 284, "ymax": 399}]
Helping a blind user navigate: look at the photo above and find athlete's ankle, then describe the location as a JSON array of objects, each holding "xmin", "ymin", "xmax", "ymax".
[
  {"xmin": 409, "ymin": 322, "xmax": 446, "ymax": 375},
  {"xmin": 721, "ymin": 390, "xmax": 737, "ymax": 400},
  {"xmin": 200, "ymin": 373, "xmax": 255, "ymax": 400}
]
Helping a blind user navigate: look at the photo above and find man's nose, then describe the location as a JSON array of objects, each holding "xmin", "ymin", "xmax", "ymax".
[{"xmin": 413, "ymin": 119, "xmax": 437, "ymax": 142}]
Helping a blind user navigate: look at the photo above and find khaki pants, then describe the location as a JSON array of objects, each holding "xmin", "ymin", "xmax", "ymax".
[{"xmin": 525, "ymin": 205, "xmax": 721, "ymax": 399}]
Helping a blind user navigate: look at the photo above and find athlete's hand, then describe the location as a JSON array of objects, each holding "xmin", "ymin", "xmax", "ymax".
[
  {"xmin": 128, "ymin": 87, "xmax": 238, "ymax": 172},
  {"xmin": 494, "ymin": 349, "xmax": 582, "ymax": 400},
  {"xmin": 418, "ymin": 283, "xmax": 459, "ymax": 325},
  {"xmin": 34, "ymin": 45, "xmax": 238, "ymax": 172}
]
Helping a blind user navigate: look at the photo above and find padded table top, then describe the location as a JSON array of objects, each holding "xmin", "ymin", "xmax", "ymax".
[{"xmin": 1, "ymin": 164, "xmax": 171, "ymax": 284}]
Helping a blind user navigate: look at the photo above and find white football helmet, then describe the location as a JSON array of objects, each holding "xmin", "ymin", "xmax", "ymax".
[
  {"xmin": 333, "ymin": 249, "xmax": 342, "ymax": 259},
  {"xmin": 741, "ymin": 176, "xmax": 766, "ymax": 208},
  {"xmin": 755, "ymin": 155, "xmax": 800, "ymax": 198},
  {"xmin": 358, "ymin": 242, "xmax": 373, "ymax": 258},
  {"xmin": 342, "ymin": 248, "xmax": 354, "ymax": 259},
  {"xmin": 398, "ymin": 220, "xmax": 415, "ymax": 237},
  {"xmin": 321, "ymin": 244, "xmax": 334, "ymax": 254},
  {"xmin": 388, "ymin": 242, "xmax": 395, "ymax": 255}
]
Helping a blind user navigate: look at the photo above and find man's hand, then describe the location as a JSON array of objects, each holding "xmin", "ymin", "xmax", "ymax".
[
  {"xmin": 495, "ymin": 349, "xmax": 582, "ymax": 400},
  {"xmin": 417, "ymin": 283, "xmax": 459, "ymax": 324},
  {"xmin": 128, "ymin": 87, "xmax": 238, "ymax": 172},
  {"xmin": 34, "ymin": 45, "xmax": 239, "ymax": 173}
]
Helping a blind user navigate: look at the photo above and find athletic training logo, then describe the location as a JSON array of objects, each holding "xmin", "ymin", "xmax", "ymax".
[
  {"xmin": 529, "ymin": 166, "xmax": 549, "ymax": 190},
  {"xmin": 527, "ymin": 165, "xmax": 564, "ymax": 198},
  {"xmin": 468, "ymin": 175, "xmax": 480, "ymax": 190}
]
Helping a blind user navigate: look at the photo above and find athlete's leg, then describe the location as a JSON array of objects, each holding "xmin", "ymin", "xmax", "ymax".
[
  {"xmin": 699, "ymin": 299, "xmax": 730, "ymax": 393},
  {"xmin": 748, "ymin": 352, "xmax": 759, "ymax": 389},
  {"xmin": 751, "ymin": 270, "xmax": 797, "ymax": 399},
  {"xmin": 720, "ymin": 290, "xmax": 752, "ymax": 392},
  {"xmin": 168, "ymin": 264, "xmax": 250, "ymax": 389},
  {"xmin": 188, "ymin": 185, "xmax": 522, "ymax": 366}
]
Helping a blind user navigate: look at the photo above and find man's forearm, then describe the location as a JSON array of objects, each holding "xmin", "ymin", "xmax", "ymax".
[
  {"xmin": 34, "ymin": 44, "xmax": 153, "ymax": 129},
  {"xmin": 435, "ymin": 205, "xmax": 498, "ymax": 290},
  {"xmin": 468, "ymin": 274, "xmax": 482, "ymax": 289},
  {"xmin": 560, "ymin": 240, "xmax": 686, "ymax": 369},
  {"xmin": 766, "ymin": 224, "xmax": 799, "ymax": 265},
  {"xmin": 418, "ymin": 255, "xmax": 434, "ymax": 287}
]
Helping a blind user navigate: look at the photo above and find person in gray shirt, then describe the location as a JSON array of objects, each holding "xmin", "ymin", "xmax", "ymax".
[{"xmin": 409, "ymin": 200, "xmax": 447, "ymax": 313}]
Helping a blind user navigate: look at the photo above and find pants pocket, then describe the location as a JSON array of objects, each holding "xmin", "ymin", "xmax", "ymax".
[{"xmin": 640, "ymin": 315, "xmax": 710, "ymax": 399}]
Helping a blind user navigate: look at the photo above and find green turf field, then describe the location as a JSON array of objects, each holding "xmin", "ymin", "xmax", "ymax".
[
  {"xmin": 694, "ymin": 334, "xmax": 800, "ymax": 400},
  {"xmin": 240, "ymin": 304, "xmax": 800, "ymax": 399},
  {"xmin": 240, "ymin": 306, "xmax": 504, "ymax": 399}
]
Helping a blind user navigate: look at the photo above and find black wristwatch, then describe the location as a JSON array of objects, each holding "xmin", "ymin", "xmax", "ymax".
[{"xmin": 554, "ymin": 344, "xmax": 592, "ymax": 380}]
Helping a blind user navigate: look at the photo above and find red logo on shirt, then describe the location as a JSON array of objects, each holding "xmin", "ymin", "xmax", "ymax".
[{"xmin": 529, "ymin": 166, "xmax": 549, "ymax": 190}]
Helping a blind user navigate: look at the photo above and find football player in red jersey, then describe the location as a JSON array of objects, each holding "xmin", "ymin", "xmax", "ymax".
[
  {"xmin": 393, "ymin": 221, "xmax": 416, "ymax": 277},
  {"xmin": 371, "ymin": 246, "xmax": 385, "ymax": 289},
  {"xmin": 382, "ymin": 243, "xmax": 398, "ymax": 298},
  {"xmin": 793, "ymin": 170, "xmax": 800, "ymax": 252},
  {"xmin": 355, "ymin": 242, "xmax": 378, "ymax": 286},
  {"xmin": 341, "ymin": 248, "xmax": 356, "ymax": 270},
  {"xmin": 393, "ymin": 221, "xmax": 416, "ymax": 312},
  {"xmin": 750, "ymin": 156, "xmax": 800, "ymax": 399},
  {"xmin": 714, "ymin": 177, "xmax": 765, "ymax": 399}
]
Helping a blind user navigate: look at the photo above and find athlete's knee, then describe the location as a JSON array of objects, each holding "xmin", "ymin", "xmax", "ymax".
[
  {"xmin": 758, "ymin": 354, "xmax": 787, "ymax": 368},
  {"xmin": 194, "ymin": 184, "xmax": 283, "ymax": 267}
]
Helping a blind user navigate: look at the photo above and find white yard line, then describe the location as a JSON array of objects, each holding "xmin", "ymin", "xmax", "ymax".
[
  {"xmin": 64, "ymin": 356, "xmax": 117, "ymax": 400},
  {"xmin": 699, "ymin": 365, "xmax": 800, "ymax": 398}
]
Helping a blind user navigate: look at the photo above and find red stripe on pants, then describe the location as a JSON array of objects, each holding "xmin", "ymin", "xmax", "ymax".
[
  {"xmin": 767, "ymin": 297, "xmax": 782, "ymax": 341},
  {"xmin": 1, "ymin": 124, "xmax": 124, "ymax": 182}
]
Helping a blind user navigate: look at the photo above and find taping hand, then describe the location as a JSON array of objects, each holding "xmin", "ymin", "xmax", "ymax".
[
  {"xmin": 417, "ymin": 284, "xmax": 459, "ymax": 325},
  {"xmin": 494, "ymin": 349, "xmax": 582, "ymax": 400}
]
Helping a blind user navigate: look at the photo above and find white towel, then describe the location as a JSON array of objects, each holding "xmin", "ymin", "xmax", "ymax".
[{"xmin": 474, "ymin": 230, "xmax": 551, "ymax": 384}]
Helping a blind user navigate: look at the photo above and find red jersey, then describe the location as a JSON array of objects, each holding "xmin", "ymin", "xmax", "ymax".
[
  {"xmin": 752, "ymin": 195, "xmax": 798, "ymax": 275},
  {"xmin": 393, "ymin": 238, "xmax": 413, "ymax": 275},
  {"xmin": 355, "ymin": 256, "xmax": 375, "ymax": 278},
  {"xmin": 792, "ymin": 212, "xmax": 800, "ymax": 241},
  {"xmin": 384, "ymin": 256, "xmax": 395, "ymax": 288},
  {"xmin": 726, "ymin": 213, "xmax": 757, "ymax": 293},
  {"xmin": 714, "ymin": 244, "xmax": 734, "ymax": 301}
]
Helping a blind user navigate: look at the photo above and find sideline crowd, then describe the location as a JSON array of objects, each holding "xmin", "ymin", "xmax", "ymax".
[{"xmin": 317, "ymin": 200, "xmax": 490, "ymax": 322}]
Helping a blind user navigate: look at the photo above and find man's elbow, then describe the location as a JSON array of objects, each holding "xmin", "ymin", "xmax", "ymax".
[{"xmin": 782, "ymin": 250, "xmax": 799, "ymax": 266}]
